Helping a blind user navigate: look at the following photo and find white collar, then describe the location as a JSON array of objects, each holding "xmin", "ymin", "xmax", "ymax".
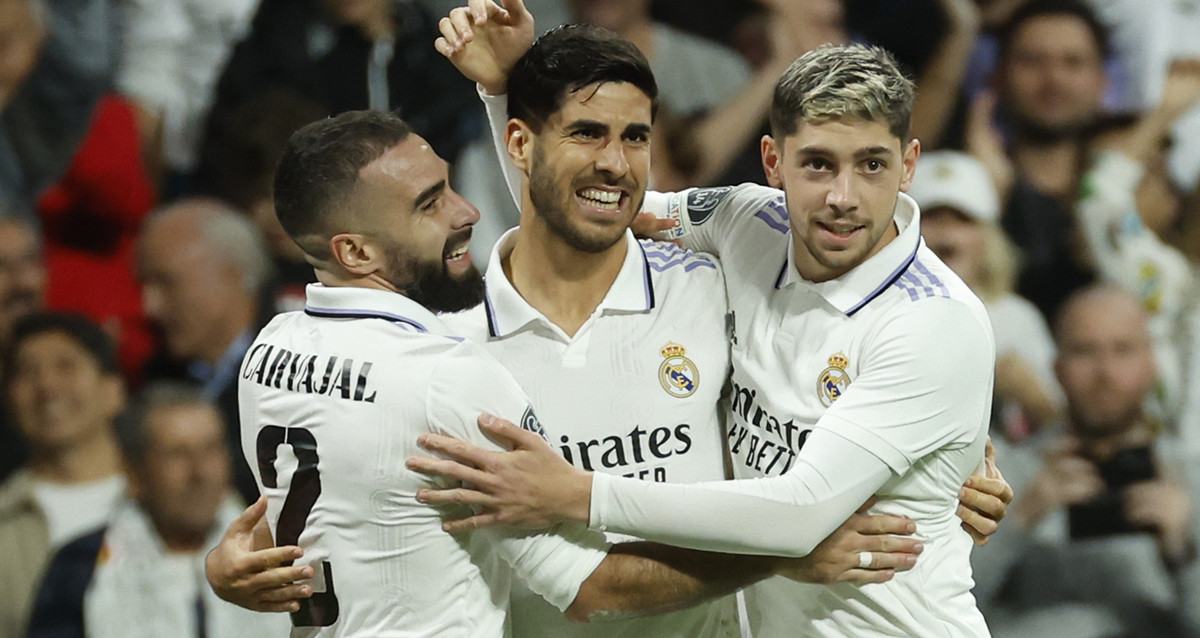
[
  {"xmin": 303, "ymin": 283, "xmax": 454, "ymax": 337},
  {"xmin": 777, "ymin": 192, "xmax": 923, "ymax": 316},
  {"xmin": 482, "ymin": 228, "xmax": 655, "ymax": 338}
]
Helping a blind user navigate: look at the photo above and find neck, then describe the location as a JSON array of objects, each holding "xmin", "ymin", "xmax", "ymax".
[
  {"xmin": 30, "ymin": 430, "xmax": 121, "ymax": 484},
  {"xmin": 200, "ymin": 304, "xmax": 255, "ymax": 367},
  {"xmin": 504, "ymin": 213, "xmax": 628, "ymax": 338},
  {"xmin": 1074, "ymin": 418, "xmax": 1154, "ymax": 462},
  {"xmin": 158, "ymin": 526, "xmax": 211, "ymax": 554},
  {"xmin": 1012, "ymin": 138, "xmax": 1082, "ymax": 198}
]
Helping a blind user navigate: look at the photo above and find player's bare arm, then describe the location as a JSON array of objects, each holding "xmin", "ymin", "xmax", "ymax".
[{"xmin": 205, "ymin": 497, "xmax": 315, "ymax": 613}]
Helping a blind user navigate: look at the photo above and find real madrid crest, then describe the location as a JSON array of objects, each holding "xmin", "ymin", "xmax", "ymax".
[
  {"xmin": 659, "ymin": 342, "xmax": 699, "ymax": 398},
  {"xmin": 817, "ymin": 352, "xmax": 851, "ymax": 407}
]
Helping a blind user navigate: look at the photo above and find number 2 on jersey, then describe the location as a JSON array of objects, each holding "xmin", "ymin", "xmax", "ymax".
[{"xmin": 257, "ymin": 425, "xmax": 340, "ymax": 627}]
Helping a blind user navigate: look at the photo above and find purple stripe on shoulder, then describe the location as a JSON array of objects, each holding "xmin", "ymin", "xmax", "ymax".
[
  {"xmin": 913, "ymin": 258, "xmax": 950, "ymax": 298},
  {"xmin": 901, "ymin": 271, "xmax": 935, "ymax": 298},
  {"xmin": 892, "ymin": 277, "xmax": 920, "ymax": 301},
  {"xmin": 754, "ymin": 210, "xmax": 789, "ymax": 234}
]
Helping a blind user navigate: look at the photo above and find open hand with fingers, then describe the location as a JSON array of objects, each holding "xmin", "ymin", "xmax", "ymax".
[
  {"xmin": 957, "ymin": 438, "xmax": 1013, "ymax": 545},
  {"xmin": 435, "ymin": 0, "xmax": 535, "ymax": 95},
  {"xmin": 781, "ymin": 499, "xmax": 923, "ymax": 585},
  {"xmin": 205, "ymin": 497, "xmax": 315, "ymax": 612},
  {"xmin": 407, "ymin": 413, "xmax": 594, "ymax": 532}
]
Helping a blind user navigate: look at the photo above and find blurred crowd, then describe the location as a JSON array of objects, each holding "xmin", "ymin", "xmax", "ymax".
[{"xmin": 0, "ymin": 0, "xmax": 1197, "ymax": 637}]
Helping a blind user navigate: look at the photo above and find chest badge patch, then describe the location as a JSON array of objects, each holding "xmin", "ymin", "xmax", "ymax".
[
  {"xmin": 659, "ymin": 342, "xmax": 699, "ymax": 398},
  {"xmin": 817, "ymin": 352, "xmax": 851, "ymax": 407}
]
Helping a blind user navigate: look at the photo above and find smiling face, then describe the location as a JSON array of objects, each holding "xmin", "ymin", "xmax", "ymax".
[
  {"xmin": 763, "ymin": 118, "xmax": 918, "ymax": 282},
  {"xmin": 519, "ymin": 81, "xmax": 652, "ymax": 254},
  {"xmin": 352, "ymin": 135, "xmax": 485, "ymax": 311},
  {"xmin": 8, "ymin": 330, "xmax": 122, "ymax": 454}
]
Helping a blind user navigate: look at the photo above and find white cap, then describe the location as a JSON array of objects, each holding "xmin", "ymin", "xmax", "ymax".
[{"xmin": 907, "ymin": 151, "xmax": 999, "ymax": 224}]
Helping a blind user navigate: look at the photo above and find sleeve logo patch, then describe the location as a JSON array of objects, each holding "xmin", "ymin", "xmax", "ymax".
[
  {"xmin": 520, "ymin": 406, "xmax": 548, "ymax": 441},
  {"xmin": 686, "ymin": 187, "xmax": 733, "ymax": 226},
  {"xmin": 659, "ymin": 342, "xmax": 700, "ymax": 398}
]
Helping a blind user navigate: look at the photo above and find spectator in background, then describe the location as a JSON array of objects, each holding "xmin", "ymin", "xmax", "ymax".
[
  {"xmin": 207, "ymin": 0, "xmax": 477, "ymax": 168},
  {"xmin": 0, "ymin": 0, "xmax": 120, "ymax": 216},
  {"xmin": 138, "ymin": 199, "xmax": 268, "ymax": 504},
  {"xmin": 1074, "ymin": 58, "xmax": 1200, "ymax": 454},
  {"xmin": 973, "ymin": 285, "xmax": 1200, "ymax": 638},
  {"xmin": 909, "ymin": 151, "xmax": 1062, "ymax": 439},
  {"xmin": 0, "ymin": 217, "xmax": 44, "ymax": 482},
  {"xmin": 35, "ymin": 93, "xmax": 158, "ymax": 383},
  {"xmin": 195, "ymin": 87, "xmax": 327, "ymax": 316},
  {"xmin": 25, "ymin": 384, "xmax": 289, "ymax": 638},
  {"xmin": 968, "ymin": 0, "xmax": 1110, "ymax": 320},
  {"xmin": 0, "ymin": 313, "xmax": 125, "ymax": 638},
  {"xmin": 117, "ymin": 0, "xmax": 262, "ymax": 194}
]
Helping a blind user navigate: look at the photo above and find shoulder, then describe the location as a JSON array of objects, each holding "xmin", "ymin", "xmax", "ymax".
[
  {"xmin": 639, "ymin": 239, "xmax": 721, "ymax": 277},
  {"xmin": 437, "ymin": 303, "xmax": 489, "ymax": 343}
]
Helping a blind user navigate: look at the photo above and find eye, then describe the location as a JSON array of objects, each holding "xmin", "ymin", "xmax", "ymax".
[
  {"xmin": 802, "ymin": 157, "xmax": 832, "ymax": 171},
  {"xmin": 863, "ymin": 159, "xmax": 886, "ymax": 173},
  {"xmin": 419, "ymin": 196, "xmax": 439, "ymax": 213},
  {"xmin": 572, "ymin": 128, "xmax": 600, "ymax": 140},
  {"xmin": 624, "ymin": 130, "xmax": 650, "ymax": 144}
]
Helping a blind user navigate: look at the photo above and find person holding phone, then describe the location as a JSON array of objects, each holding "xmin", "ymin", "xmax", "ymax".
[{"xmin": 973, "ymin": 284, "xmax": 1200, "ymax": 638}]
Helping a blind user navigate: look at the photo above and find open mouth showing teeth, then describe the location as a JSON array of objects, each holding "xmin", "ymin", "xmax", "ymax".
[
  {"xmin": 445, "ymin": 245, "xmax": 469, "ymax": 260},
  {"xmin": 819, "ymin": 222, "xmax": 862, "ymax": 237},
  {"xmin": 577, "ymin": 187, "xmax": 622, "ymax": 211}
]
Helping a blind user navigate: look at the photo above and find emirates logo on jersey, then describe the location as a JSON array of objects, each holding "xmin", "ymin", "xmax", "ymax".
[
  {"xmin": 658, "ymin": 342, "xmax": 699, "ymax": 398},
  {"xmin": 817, "ymin": 351, "xmax": 852, "ymax": 407}
]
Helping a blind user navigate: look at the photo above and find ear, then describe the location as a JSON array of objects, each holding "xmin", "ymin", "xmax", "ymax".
[
  {"xmin": 506, "ymin": 119, "xmax": 534, "ymax": 172},
  {"xmin": 329, "ymin": 233, "xmax": 379, "ymax": 276},
  {"xmin": 761, "ymin": 135, "xmax": 784, "ymax": 189},
  {"xmin": 898, "ymin": 138, "xmax": 921, "ymax": 193}
]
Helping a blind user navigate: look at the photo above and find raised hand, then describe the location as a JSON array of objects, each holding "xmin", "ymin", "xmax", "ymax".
[{"xmin": 434, "ymin": 0, "xmax": 535, "ymax": 95}]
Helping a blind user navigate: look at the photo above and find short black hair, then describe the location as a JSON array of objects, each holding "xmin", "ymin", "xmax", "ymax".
[
  {"xmin": 507, "ymin": 24, "xmax": 659, "ymax": 132},
  {"xmin": 273, "ymin": 110, "xmax": 414, "ymax": 256},
  {"xmin": 4, "ymin": 312, "xmax": 119, "ymax": 384},
  {"xmin": 998, "ymin": 0, "xmax": 1112, "ymax": 62}
]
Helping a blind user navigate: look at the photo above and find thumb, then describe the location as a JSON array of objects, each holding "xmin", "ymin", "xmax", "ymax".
[{"xmin": 228, "ymin": 496, "xmax": 268, "ymax": 536}]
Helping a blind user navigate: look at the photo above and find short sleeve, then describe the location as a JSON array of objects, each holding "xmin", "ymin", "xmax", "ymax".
[
  {"xmin": 818, "ymin": 299, "xmax": 995, "ymax": 474},
  {"xmin": 424, "ymin": 343, "xmax": 610, "ymax": 610}
]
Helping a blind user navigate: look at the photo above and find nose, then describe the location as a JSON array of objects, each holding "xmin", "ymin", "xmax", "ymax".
[
  {"xmin": 825, "ymin": 170, "xmax": 857, "ymax": 213},
  {"xmin": 448, "ymin": 189, "xmax": 481, "ymax": 229},
  {"xmin": 594, "ymin": 139, "xmax": 629, "ymax": 178},
  {"xmin": 142, "ymin": 284, "xmax": 164, "ymax": 321}
]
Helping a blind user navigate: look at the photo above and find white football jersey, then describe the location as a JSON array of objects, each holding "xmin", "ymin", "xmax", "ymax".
[
  {"xmin": 645, "ymin": 185, "xmax": 994, "ymax": 637},
  {"xmin": 443, "ymin": 229, "xmax": 741, "ymax": 638},
  {"xmin": 239, "ymin": 284, "xmax": 610, "ymax": 638}
]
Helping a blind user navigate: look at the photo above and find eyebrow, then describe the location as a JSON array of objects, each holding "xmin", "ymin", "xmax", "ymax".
[
  {"xmin": 795, "ymin": 145, "xmax": 896, "ymax": 160},
  {"xmin": 412, "ymin": 179, "xmax": 446, "ymax": 212},
  {"xmin": 624, "ymin": 123, "xmax": 652, "ymax": 138}
]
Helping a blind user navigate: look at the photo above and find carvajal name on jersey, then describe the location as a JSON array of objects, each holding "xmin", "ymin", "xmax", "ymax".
[
  {"xmin": 556, "ymin": 424, "xmax": 693, "ymax": 482},
  {"xmin": 728, "ymin": 379, "xmax": 811, "ymax": 475},
  {"xmin": 242, "ymin": 343, "xmax": 377, "ymax": 403}
]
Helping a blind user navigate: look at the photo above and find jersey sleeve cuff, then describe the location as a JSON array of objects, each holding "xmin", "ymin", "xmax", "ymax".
[{"xmin": 816, "ymin": 414, "xmax": 911, "ymax": 475}]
